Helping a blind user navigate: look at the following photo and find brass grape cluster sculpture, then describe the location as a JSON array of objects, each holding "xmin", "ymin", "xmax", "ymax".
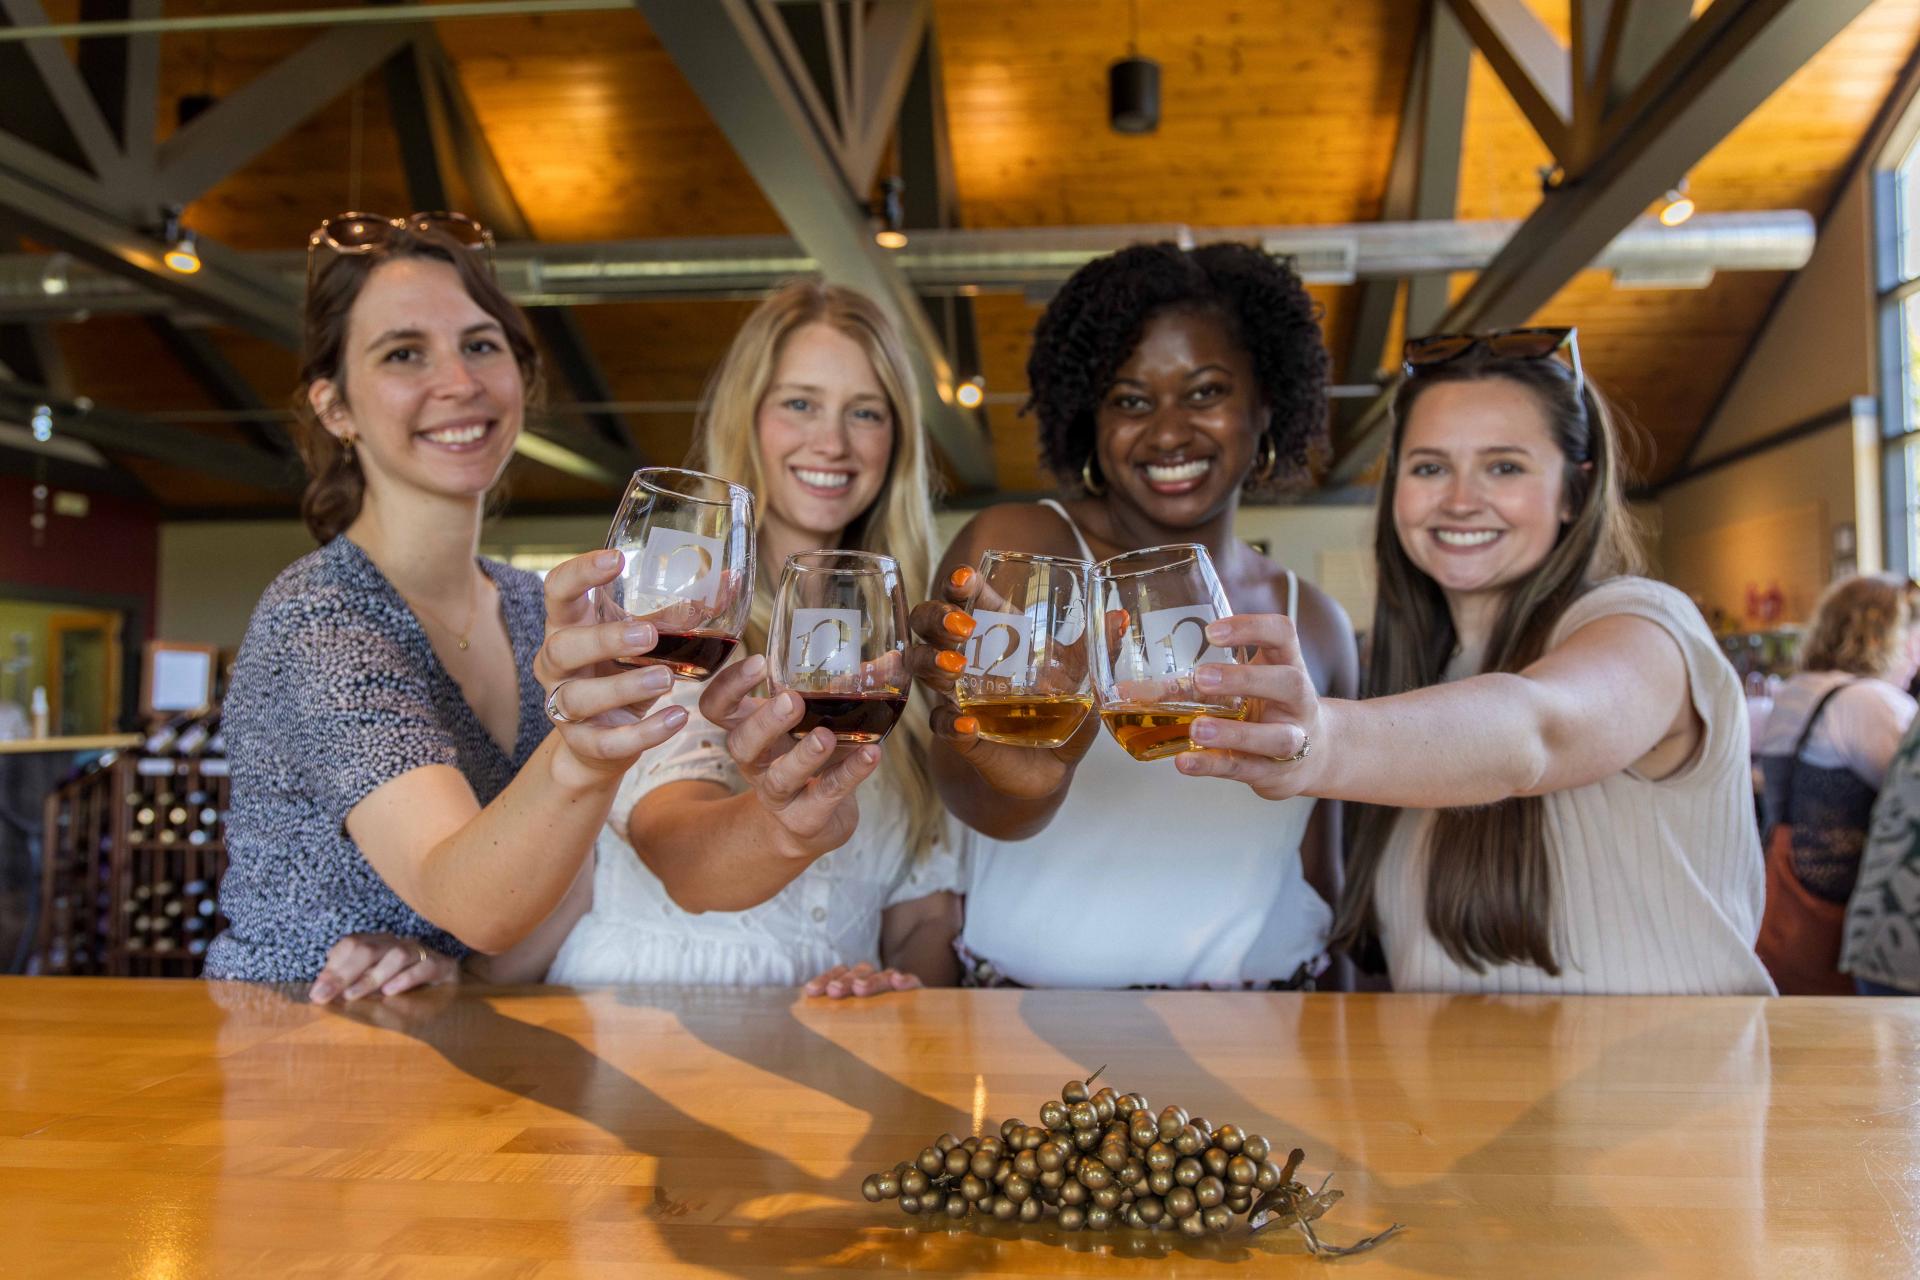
[{"xmin": 860, "ymin": 1067, "xmax": 1402, "ymax": 1257}]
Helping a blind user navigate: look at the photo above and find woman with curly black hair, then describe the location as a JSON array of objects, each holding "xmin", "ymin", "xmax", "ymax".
[{"xmin": 909, "ymin": 241, "xmax": 1358, "ymax": 989}]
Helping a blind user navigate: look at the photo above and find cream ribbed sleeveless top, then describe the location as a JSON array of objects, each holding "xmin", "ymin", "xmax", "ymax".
[
  {"xmin": 1374, "ymin": 576, "xmax": 1774, "ymax": 995},
  {"xmin": 958, "ymin": 501, "xmax": 1329, "ymax": 987}
]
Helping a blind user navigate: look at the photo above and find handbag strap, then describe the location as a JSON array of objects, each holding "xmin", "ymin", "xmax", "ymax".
[{"xmin": 1778, "ymin": 680, "xmax": 1856, "ymax": 827}]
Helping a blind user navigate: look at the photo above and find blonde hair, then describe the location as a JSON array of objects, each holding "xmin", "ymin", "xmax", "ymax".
[
  {"xmin": 1798, "ymin": 574, "xmax": 1919, "ymax": 679},
  {"xmin": 690, "ymin": 279, "xmax": 945, "ymax": 861}
]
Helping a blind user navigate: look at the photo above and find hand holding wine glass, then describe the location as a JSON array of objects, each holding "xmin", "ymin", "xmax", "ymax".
[
  {"xmin": 907, "ymin": 562, "xmax": 1102, "ymax": 800},
  {"xmin": 692, "ymin": 652, "xmax": 886, "ymax": 862},
  {"xmin": 533, "ymin": 549, "xmax": 693, "ymax": 787},
  {"xmin": 1171, "ymin": 610, "xmax": 1327, "ymax": 800},
  {"xmin": 768, "ymin": 551, "xmax": 915, "ymax": 744}
]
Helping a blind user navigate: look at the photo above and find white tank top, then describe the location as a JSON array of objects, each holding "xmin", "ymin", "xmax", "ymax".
[{"xmin": 958, "ymin": 500, "xmax": 1330, "ymax": 987}]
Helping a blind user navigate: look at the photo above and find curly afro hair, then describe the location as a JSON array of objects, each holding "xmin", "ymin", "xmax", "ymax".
[{"xmin": 1025, "ymin": 241, "xmax": 1330, "ymax": 493}]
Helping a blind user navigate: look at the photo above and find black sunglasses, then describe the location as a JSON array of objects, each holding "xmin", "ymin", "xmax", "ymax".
[
  {"xmin": 304, "ymin": 211, "xmax": 495, "ymax": 292},
  {"xmin": 1402, "ymin": 327, "xmax": 1584, "ymax": 396}
]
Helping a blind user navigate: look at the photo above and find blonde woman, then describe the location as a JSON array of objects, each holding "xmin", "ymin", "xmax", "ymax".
[
  {"xmin": 1755, "ymin": 574, "xmax": 1920, "ymax": 993},
  {"xmin": 507, "ymin": 280, "xmax": 963, "ymax": 992}
]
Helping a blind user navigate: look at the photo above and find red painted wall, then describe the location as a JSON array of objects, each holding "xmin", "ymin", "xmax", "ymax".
[{"xmin": 0, "ymin": 472, "xmax": 159, "ymax": 636}]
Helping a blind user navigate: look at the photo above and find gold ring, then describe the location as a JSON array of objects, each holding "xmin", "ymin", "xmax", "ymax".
[
  {"xmin": 1270, "ymin": 734, "xmax": 1310, "ymax": 765},
  {"xmin": 414, "ymin": 944, "xmax": 430, "ymax": 967}
]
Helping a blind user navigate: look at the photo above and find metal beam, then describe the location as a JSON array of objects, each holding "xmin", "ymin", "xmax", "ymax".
[
  {"xmin": 0, "ymin": 0, "xmax": 630, "ymax": 40},
  {"xmin": 0, "ymin": 154, "xmax": 299, "ymax": 346},
  {"xmin": 635, "ymin": 0, "xmax": 994, "ymax": 489},
  {"xmin": 0, "ymin": 379, "xmax": 302, "ymax": 491},
  {"xmin": 146, "ymin": 317, "xmax": 296, "ymax": 458},
  {"xmin": 1446, "ymin": 0, "xmax": 1573, "ymax": 167},
  {"xmin": 152, "ymin": 24, "xmax": 420, "ymax": 207},
  {"xmin": 77, "ymin": 0, "xmax": 162, "ymax": 220},
  {"xmin": 845, "ymin": 0, "xmax": 929, "ymax": 196},
  {"xmin": 1597, "ymin": 0, "xmax": 1699, "ymax": 118},
  {"xmin": 1348, "ymin": 0, "xmax": 1471, "ymax": 389},
  {"xmin": 1330, "ymin": 0, "xmax": 1870, "ymax": 487},
  {"xmin": 0, "ymin": 1, "xmax": 126, "ymax": 188}
]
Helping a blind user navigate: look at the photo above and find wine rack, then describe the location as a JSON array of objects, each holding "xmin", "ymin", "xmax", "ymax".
[{"xmin": 35, "ymin": 712, "xmax": 228, "ymax": 977}]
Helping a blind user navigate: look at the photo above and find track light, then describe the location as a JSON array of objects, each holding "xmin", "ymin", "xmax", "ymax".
[
  {"xmin": 871, "ymin": 175, "xmax": 908, "ymax": 250},
  {"xmin": 1658, "ymin": 179, "xmax": 1695, "ymax": 228},
  {"xmin": 161, "ymin": 207, "xmax": 201, "ymax": 273},
  {"xmin": 31, "ymin": 404, "xmax": 52, "ymax": 443},
  {"xmin": 956, "ymin": 376, "xmax": 986, "ymax": 409},
  {"xmin": 1109, "ymin": 57, "xmax": 1160, "ymax": 134}
]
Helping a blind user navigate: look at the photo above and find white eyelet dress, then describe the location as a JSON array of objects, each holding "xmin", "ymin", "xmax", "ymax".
[
  {"xmin": 955, "ymin": 501, "xmax": 1332, "ymax": 989},
  {"xmin": 547, "ymin": 668, "xmax": 968, "ymax": 986}
]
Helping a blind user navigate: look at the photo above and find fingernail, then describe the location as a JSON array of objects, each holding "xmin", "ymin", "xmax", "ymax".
[
  {"xmin": 663, "ymin": 706, "xmax": 688, "ymax": 729},
  {"xmin": 1206, "ymin": 620, "xmax": 1231, "ymax": 642},
  {"xmin": 638, "ymin": 664, "xmax": 672, "ymax": 688},
  {"xmin": 809, "ymin": 734, "xmax": 829, "ymax": 755},
  {"xmin": 860, "ymin": 746, "xmax": 880, "ymax": 764},
  {"xmin": 597, "ymin": 549, "xmax": 621, "ymax": 569},
  {"xmin": 783, "ymin": 692, "xmax": 803, "ymax": 714},
  {"xmin": 1194, "ymin": 666, "xmax": 1222, "ymax": 689},
  {"xmin": 623, "ymin": 622, "xmax": 656, "ymax": 650},
  {"xmin": 954, "ymin": 715, "xmax": 978, "ymax": 736},
  {"xmin": 950, "ymin": 566, "xmax": 974, "ymax": 589},
  {"xmin": 936, "ymin": 650, "xmax": 966, "ymax": 674},
  {"xmin": 308, "ymin": 983, "xmax": 332, "ymax": 1003},
  {"xmin": 943, "ymin": 612, "xmax": 975, "ymax": 638},
  {"xmin": 1191, "ymin": 717, "xmax": 1218, "ymax": 743}
]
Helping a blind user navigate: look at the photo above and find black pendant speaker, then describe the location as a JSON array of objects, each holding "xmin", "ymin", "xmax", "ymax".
[{"xmin": 1109, "ymin": 56, "xmax": 1161, "ymax": 134}]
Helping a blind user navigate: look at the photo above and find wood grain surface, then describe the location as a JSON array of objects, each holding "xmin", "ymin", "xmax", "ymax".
[{"xmin": 2, "ymin": 979, "xmax": 1914, "ymax": 1277}]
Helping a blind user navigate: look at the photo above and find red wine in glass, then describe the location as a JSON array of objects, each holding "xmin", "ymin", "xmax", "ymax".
[
  {"xmin": 790, "ymin": 691, "xmax": 909, "ymax": 743},
  {"xmin": 615, "ymin": 630, "xmax": 741, "ymax": 682}
]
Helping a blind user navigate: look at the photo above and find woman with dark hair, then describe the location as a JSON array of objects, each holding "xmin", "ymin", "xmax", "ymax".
[
  {"xmin": 1755, "ymin": 574, "xmax": 1919, "ymax": 993},
  {"xmin": 204, "ymin": 215, "xmax": 688, "ymax": 997},
  {"xmin": 1174, "ymin": 329, "xmax": 1773, "ymax": 994},
  {"xmin": 910, "ymin": 241, "xmax": 1358, "ymax": 989}
]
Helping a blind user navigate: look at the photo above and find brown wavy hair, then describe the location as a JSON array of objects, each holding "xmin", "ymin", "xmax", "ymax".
[
  {"xmin": 294, "ymin": 226, "xmax": 542, "ymax": 543},
  {"xmin": 1331, "ymin": 352, "xmax": 1644, "ymax": 976},
  {"xmin": 1798, "ymin": 574, "xmax": 1920, "ymax": 679}
]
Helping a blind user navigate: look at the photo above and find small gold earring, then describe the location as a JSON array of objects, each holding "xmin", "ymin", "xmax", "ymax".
[
  {"xmin": 1081, "ymin": 453, "xmax": 1106, "ymax": 496},
  {"xmin": 1252, "ymin": 433, "xmax": 1278, "ymax": 483}
]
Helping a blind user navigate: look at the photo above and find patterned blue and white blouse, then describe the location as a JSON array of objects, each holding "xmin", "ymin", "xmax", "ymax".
[{"xmin": 204, "ymin": 536, "xmax": 549, "ymax": 983}]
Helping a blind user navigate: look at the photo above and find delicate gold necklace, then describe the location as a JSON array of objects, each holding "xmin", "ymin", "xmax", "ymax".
[{"xmin": 411, "ymin": 574, "xmax": 484, "ymax": 651}]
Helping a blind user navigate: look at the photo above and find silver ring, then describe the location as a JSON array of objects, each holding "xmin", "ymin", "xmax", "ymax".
[
  {"xmin": 1270, "ymin": 734, "xmax": 1310, "ymax": 765},
  {"xmin": 545, "ymin": 678, "xmax": 582, "ymax": 725}
]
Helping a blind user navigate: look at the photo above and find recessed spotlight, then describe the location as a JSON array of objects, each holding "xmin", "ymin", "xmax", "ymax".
[
  {"xmin": 956, "ymin": 376, "xmax": 986, "ymax": 409},
  {"xmin": 1658, "ymin": 180, "xmax": 1695, "ymax": 227}
]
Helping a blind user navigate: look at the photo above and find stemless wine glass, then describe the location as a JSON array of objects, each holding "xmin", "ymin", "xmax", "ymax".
[
  {"xmin": 596, "ymin": 466, "xmax": 755, "ymax": 681},
  {"xmin": 767, "ymin": 551, "xmax": 912, "ymax": 744},
  {"xmin": 1091, "ymin": 543, "xmax": 1251, "ymax": 762},
  {"xmin": 953, "ymin": 551, "xmax": 1095, "ymax": 748}
]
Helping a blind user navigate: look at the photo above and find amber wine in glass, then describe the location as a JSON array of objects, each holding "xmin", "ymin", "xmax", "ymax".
[
  {"xmin": 1091, "ymin": 543, "xmax": 1251, "ymax": 762},
  {"xmin": 953, "ymin": 551, "xmax": 1095, "ymax": 749}
]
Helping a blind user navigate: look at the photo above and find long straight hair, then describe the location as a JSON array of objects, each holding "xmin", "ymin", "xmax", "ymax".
[
  {"xmin": 1331, "ymin": 354, "xmax": 1644, "ymax": 974},
  {"xmin": 690, "ymin": 279, "xmax": 945, "ymax": 861}
]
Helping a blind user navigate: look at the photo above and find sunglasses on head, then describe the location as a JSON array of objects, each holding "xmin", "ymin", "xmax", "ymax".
[
  {"xmin": 1402, "ymin": 327, "xmax": 1584, "ymax": 395},
  {"xmin": 305, "ymin": 211, "xmax": 495, "ymax": 292}
]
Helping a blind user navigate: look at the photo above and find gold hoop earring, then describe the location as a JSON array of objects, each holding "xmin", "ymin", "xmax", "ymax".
[
  {"xmin": 1252, "ymin": 433, "xmax": 1278, "ymax": 484},
  {"xmin": 1081, "ymin": 453, "xmax": 1106, "ymax": 497}
]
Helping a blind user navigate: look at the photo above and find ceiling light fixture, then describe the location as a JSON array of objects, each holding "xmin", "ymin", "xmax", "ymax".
[
  {"xmin": 31, "ymin": 404, "xmax": 53, "ymax": 443},
  {"xmin": 871, "ymin": 175, "xmax": 908, "ymax": 250},
  {"xmin": 161, "ymin": 207, "xmax": 201, "ymax": 273},
  {"xmin": 956, "ymin": 375, "xmax": 986, "ymax": 409},
  {"xmin": 1658, "ymin": 179, "xmax": 1696, "ymax": 228},
  {"xmin": 1110, "ymin": 0, "xmax": 1159, "ymax": 134}
]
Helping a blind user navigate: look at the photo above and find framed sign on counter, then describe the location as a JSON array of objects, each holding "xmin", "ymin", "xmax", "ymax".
[{"xmin": 141, "ymin": 641, "xmax": 219, "ymax": 719}]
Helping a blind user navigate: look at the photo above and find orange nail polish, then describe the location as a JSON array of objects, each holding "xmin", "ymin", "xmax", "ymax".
[
  {"xmin": 943, "ymin": 611, "xmax": 976, "ymax": 638},
  {"xmin": 954, "ymin": 715, "xmax": 979, "ymax": 736},
  {"xmin": 936, "ymin": 650, "xmax": 966, "ymax": 674},
  {"xmin": 949, "ymin": 566, "xmax": 974, "ymax": 589}
]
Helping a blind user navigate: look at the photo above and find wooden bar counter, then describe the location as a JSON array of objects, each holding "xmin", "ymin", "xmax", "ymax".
[{"xmin": 3, "ymin": 979, "xmax": 1914, "ymax": 1277}]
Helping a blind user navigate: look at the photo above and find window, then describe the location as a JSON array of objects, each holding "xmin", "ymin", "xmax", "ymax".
[{"xmin": 1876, "ymin": 123, "xmax": 1920, "ymax": 575}]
